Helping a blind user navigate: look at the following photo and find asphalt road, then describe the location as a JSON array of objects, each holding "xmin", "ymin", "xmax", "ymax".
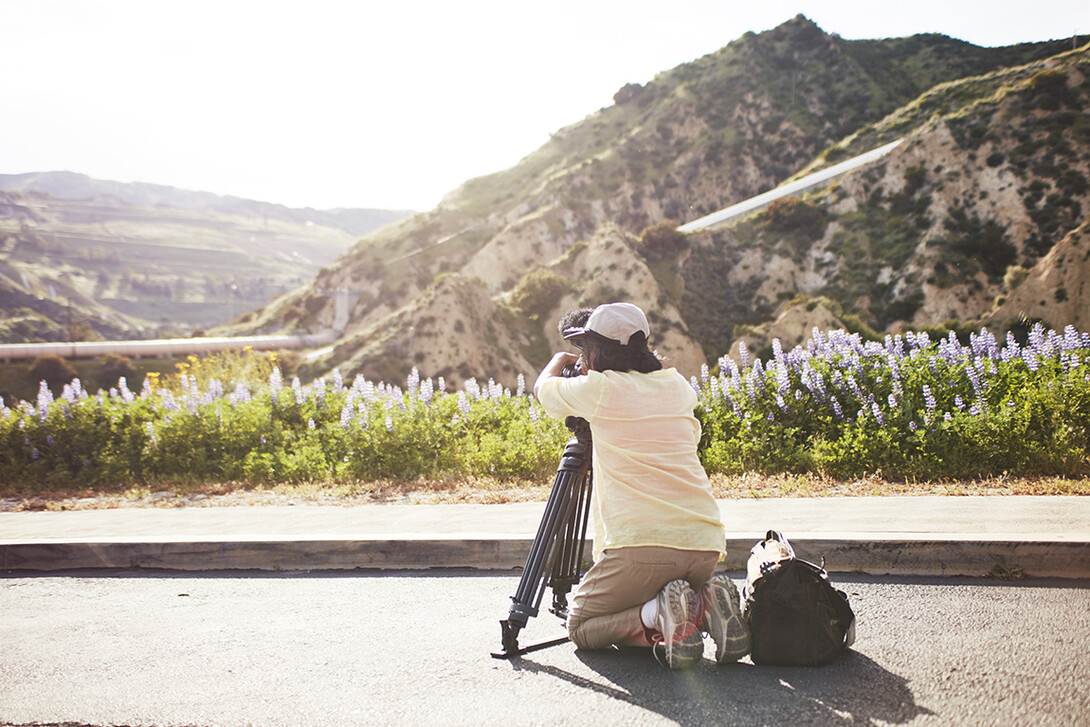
[{"xmin": 2, "ymin": 570, "xmax": 1088, "ymax": 727}]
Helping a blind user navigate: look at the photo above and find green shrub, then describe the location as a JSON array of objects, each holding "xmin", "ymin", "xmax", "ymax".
[
  {"xmin": 638, "ymin": 220, "xmax": 689, "ymax": 262},
  {"xmin": 28, "ymin": 356, "xmax": 77, "ymax": 392},
  {"xmin": 762, "ymin": 197, "xmax": 826, "ymax": 236},
  {"xmin": 98, "ymin": 354, "xmax": 136, "ymax": 390},
  {"xmin": 509, "ymin": 267, "xmax": 569, "ymax": 320},
  {"xmin": 3, "ymin": 325, "xmax": 1089, "ymax": 492}
]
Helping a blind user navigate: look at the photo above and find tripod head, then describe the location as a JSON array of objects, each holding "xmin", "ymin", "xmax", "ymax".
[{"xmin": 564, "ymin": 415, "xmax": 591, "ymax": 442}]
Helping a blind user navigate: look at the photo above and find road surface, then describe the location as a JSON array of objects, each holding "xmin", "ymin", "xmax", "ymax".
[{"xmin": 2, "ymin": 570, "xmax": 1087, "ymax": 726}]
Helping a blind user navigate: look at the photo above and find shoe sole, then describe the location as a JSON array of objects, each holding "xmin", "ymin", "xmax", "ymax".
[
  {"xmin": 705, "ymin": 576, "xmax": 751, "ymax": 663},
  {"xmin": 656, "ymin": 579, "xmax": 703, "ymax": 669}
]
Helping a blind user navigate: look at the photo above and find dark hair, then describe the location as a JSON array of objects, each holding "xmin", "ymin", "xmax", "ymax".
[
  {"xmin": 583, "ymin": 330, "xmax": 663, "ymax": 373},
  {"xmin": 558, "ymin": 307, "xmax": 593, "ymax": 338}
]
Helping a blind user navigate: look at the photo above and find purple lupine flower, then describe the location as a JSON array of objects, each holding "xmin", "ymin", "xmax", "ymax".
[
  {"xmin": 37, "ymin": 381, "xmax": 53, "ymax": 422},
  {"xmin": 1028, "ymin": 323, "xmax": 1046, "ymax": 353},
  {"xmin": 831, "ymin": 398, "xmax": 843, "ymax": 420},
  {"xmin": 922, "ymin": 385, "xmax": 936, "ymax": 410},
  {"xmin": 61, "ymin": 380, "xmax": 82, "ymax": 403},
  {"xmin": 775, "ymin": 363, "xmax": 790, "ymax": 393},
  {"xmin": 308, "ymin": 418, "xmax": 315, "ymax": 430},
  {"xmin": 738, "ymin": 342, "xmax": 749, "ymax": 368},
  {"xmin": 909, "ymin": 421, "xmax": 918, "ymax": 431},
  {"xmin": 954, "ymin": 395, "xmax": 965, "ymax": 410},
  {"xmin": 846, "ymin": 374, "xmax": 863, "ymax": 401},
  {"xmin": 887, "ymin": 354, "xmax": 901, "ymax": 382},
  {"xmin": 944, "ymin": 412, "xmax": 952, "ymax": 422},
  {"xmin": 146, "ymin": 422, "xmax": 157, "ymax": 446},
  {"xmin": 1022, "ymin": 349, "xmax": 1039, "ymax": 372},
  {"xmin": 516, "ymin": 373, "xmax": 525, "ymax": 397},
  {"xmin": 384, "ymin": 414, "xmax": 394, "ymax": 432},
  {"xmin": 340, "ymin": 402, "xmax": 353, "ymax": 431},
  {"xmin": 230, "ymin": 382, "xmax": 251, "ymax": 405},
  {"xmin": 269, "ymin": 368, "xmax": 282, "ymax": 406},
  {"xmin": 31, "ymin": 447, "xmax": 40, "ymax": 460},
  {"xmin": 967, "ymin": 362, "xmax": 982, "ymax": 394},
  {"xmin": 1002, "ymin": 331, "xmax": 1020, "ymax": 363},
  {"xmin": 871, "ymin": 402, "xmax": 884, "ymax": 426},
  {"xmin": 708, "ymin": 377, "xmax": 721, "ymax": 400},
  {"xmin": 333, "ymin": 369, "xmax": 343, "ymax": 392}
]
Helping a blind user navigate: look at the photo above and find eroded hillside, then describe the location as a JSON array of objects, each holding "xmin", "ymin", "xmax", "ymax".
[
  {"xmin": 232, "ymin": 16, "xmax": 1080, "ymax": 387},
  {"xmin": 682, "ymin": 41, "xmax": 1090, "ymax": 360}
]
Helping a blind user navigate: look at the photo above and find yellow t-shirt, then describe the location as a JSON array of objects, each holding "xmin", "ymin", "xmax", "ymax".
[{"xmin": 536, "ymin": 367, "xmax": 726, "ymax": 561}]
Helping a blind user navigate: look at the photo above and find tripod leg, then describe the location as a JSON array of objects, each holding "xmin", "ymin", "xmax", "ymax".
[
  {"xmin": 493, "ymin": 436, "xmax": 590, "ymax": 659},
  {"xmin": 492, "ymin": 470, "xmax": 580, "ymax": 658}
]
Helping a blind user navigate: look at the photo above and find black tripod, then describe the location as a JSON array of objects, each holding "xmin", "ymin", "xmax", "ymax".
[{"xmin": 491, "ymin": 416, "xmax": 593, "ymax": 659}]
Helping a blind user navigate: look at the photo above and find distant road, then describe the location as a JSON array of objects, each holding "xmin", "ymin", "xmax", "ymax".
[{"xmin": 0, "ymin": 332, "xmax": 335, "ymax": 362}]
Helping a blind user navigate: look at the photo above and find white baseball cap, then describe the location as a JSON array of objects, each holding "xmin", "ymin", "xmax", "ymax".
[{"xmin": 562, "ymin": 302, "xmax": 650, "ymax": 346}]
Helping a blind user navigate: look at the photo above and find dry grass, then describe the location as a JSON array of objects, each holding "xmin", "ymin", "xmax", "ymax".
[
  {"xmin": 707, "ymin": 472, "xmax": 1090, "ymax": 498},
  {"xmin": 1, "ymin": 473, "xmax": 1087, "ymax": 512}
]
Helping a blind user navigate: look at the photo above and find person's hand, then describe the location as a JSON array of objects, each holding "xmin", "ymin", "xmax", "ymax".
[
  {"xmin": 549, "ymin": 351, "xmax": 580, "ymax": 371},
  {"xmin": 534, "ymin": 351, "xmax": 581, "ymax": 399}
]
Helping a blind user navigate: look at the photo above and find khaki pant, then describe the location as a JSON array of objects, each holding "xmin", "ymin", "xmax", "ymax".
[{"xmin": 567, "ymin": 546, "xmax": 720, "ymax": 650}]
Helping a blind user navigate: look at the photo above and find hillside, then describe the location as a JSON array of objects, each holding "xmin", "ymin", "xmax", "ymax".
[
  {"xmin": 0, "ymin": 173, "xmax": 413, "ymax": 340},
  {"xmin": 224, "ymin": 16, "xmax": 1082, "ymax": 388},
  {"xmin": 685, "ymin": 39, "xmax": 1090, "ymax": 359}
]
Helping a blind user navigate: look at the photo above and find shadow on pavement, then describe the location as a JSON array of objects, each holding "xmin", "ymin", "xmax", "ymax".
[{"xmin": 510, "ymin": 647, "xmax": 933, "ymax": 726}]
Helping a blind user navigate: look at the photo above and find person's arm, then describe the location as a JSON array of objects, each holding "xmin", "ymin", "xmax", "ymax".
[{"xmin": 534, "ymin": 351, "xmax": 580, "ymax": 400}]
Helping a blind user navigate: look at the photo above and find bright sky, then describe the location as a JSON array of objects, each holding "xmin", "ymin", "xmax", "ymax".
[{"xmin": 2, "ymin": 1, "xmax": 1087, "ymax": 212}]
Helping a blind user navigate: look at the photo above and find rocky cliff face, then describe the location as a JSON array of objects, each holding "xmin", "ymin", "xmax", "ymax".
[
  {"xmin": 990, "ymin": 217, "xmax": 1090, "ymax": 331},
  {"xmin": 237, "ymin": 16, "xmax": 1082, "ymax": 388}
]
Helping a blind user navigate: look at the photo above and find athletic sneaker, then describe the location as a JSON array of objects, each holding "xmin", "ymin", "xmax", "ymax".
[
  {"xmin": 701, "ymin": 574, "xmax": 751, "ymax": 663},
  {"xmin": 651, "ymin": 579, "xmax": 704, "ymax": 669}
]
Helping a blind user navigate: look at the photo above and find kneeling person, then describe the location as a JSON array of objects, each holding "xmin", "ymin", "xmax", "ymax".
[{"xmin": 534, "ymin": 302, "xmax": 750, "ymax": 668}]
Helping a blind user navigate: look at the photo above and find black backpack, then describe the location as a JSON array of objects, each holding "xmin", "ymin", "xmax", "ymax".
[{"xmin": 742, "ymin": 530, "xmax": 856, "ymax": 667}]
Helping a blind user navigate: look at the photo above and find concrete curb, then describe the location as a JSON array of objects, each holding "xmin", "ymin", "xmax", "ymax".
[{"xmin": 3, "ymin": 534, "xmax": 1087, "ymax": 578}]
